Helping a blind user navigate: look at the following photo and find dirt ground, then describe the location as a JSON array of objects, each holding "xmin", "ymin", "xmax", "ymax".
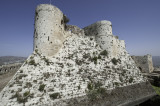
[{"xmin": 0, "ymin": 70, "xmax": 17, "ymax": 92}]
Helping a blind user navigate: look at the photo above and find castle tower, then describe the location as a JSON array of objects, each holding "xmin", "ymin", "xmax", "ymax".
[
  {"xmin": 83, "ymin": 20, "xmax": 126, "ymax": 58},
  {"xmin": 34, "ymin": 4, "xmax": 66, "ymax": 57}
]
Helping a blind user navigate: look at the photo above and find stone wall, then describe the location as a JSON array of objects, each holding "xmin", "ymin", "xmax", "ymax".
[
  {"xmin": 83, "ymin": 20, "xmax": 126, "ymax": 58},
  {"xmin": 51, "ymin": 82, "xmax": 156, "ymax": 106},
  {"xmin": 132, "ymin": 54, "xmax": 154, "ymax": 73},
  {"xmin": 0, "ymin": 63, "xmax": 22, "ymax": 75},
  {"xmin": 66, "ymin": 25, "xmax": 84, "ymax": 35}
]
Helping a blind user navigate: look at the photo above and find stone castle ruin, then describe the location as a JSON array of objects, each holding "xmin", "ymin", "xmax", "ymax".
[
  {"xmin": 132, "ymin": 54, "xmax": 154, "ymax": 73},
  {"xmin": 0, "ymin": 4, "xmax": 156, "ymax": 106}
]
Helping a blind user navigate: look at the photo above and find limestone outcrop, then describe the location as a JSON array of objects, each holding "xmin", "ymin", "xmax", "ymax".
[{"xmin": 0, "ymin": 4, "xmax": 156, "ymax": 106}]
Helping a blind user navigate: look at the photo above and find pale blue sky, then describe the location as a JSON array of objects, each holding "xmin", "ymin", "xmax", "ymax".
[{"xmin": 0, "ymin": 0, "xmax": 159, "ymax": 57}]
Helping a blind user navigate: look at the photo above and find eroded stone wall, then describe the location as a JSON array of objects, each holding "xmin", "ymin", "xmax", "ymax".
[{"xmin": 132, "ymin": 54, "xmax": 154, "ymax": 73}]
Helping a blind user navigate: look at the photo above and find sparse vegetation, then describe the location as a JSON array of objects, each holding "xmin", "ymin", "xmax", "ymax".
[
  {"xmin": 18, "ymin": 74, "xmax": 27, "ymax": 79},
  {"xmin": 111, "ymin": 58, "xmax": 118, "ymax": 65},
  {"xmin": 152, "ymin": 86, "xmax": 160, "ymax": 96},
  {"xmin": 87, "ymin": 83, "xmax": 93, "ymax": 90},
  {"xmin": 63, "ymin": 14, "xmax": 69, "ymax": 24},
  {"xmin": 50, "ymin": 93, "xmax": 60, "ymax": 100},
  {"xmin": 100, "ymin": 50, "xmax": 108, "ymax": 56},
  {"xmin": 91, "ymin": 56, "xmax": 98, "ymax": 64},
  {"xmin": 25, "ymin": 82, "xmax": 32, "ymax": 88},
  {"xmin": 23, "ymin": 91, "xmax": 30, "ymax": 97},
  {"xmin": 42, "ymin": 57, "xmax": 50, "ymax": 65},
  {"xmin": 28, "ymin": 59, "xmax": 37, "ymax": 66},
  {"xmin": 38, "ymin": 84, "xmax": 45, "ymax": 92},
  {"xmin": 11, "ymin": 92, "xmax": 27, "ymax": 103},
  {"xmin": 129, "ymin": 77, "xmax": 134, "ymax": 83},
  {"xmin": 87, "ymin": 81, "xmax": 106, "ymax": 101},
  {"xmin": 43, "ymin": 72, "xmax": 50, "ymax": 78}
]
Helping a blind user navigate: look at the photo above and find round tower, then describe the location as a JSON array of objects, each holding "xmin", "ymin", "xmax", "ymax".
[{"xmin": 34, "ymin": 4, "xmax": 65, "ymax": 57}]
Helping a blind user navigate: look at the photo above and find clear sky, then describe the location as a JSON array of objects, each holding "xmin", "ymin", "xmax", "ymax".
[{"xmin": 0, "ymin": 0, "xmax": 160, "ymax": 57}]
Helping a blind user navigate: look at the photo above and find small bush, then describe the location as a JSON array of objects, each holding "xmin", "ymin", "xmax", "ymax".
[
  {"xmin": 98, "ymin": 55, "xmax": 101, "ymax": 59},
  {"xmin": 43, "ymin": 72, "xmax": 50, "ymax": 78},
  {"xmin": 129, "ymin": 77, "xmax": 134, "ymax": 83},
  {"xmin": 78, "ymin": 85, "xmax": 81, "ymax": 90},
  {"xmin": 11, "ymin": 92, "xmax": 26, "ymax": 103},
  {"xmin": 100, "ymin": 50, "xmax": 108, "ymax": 56},
  {"xmin": 38, "ymin": 84, "xmax": 45, "ymax": 92},
  {"xmin": 87, "ymin": 83, "xmax": 93, "ymax": 90},
  {"xmin": 75, "ymin": 59, "xmax": 83, "ymax": 65},
  {"xmin": 28, "ymin": 59, "xmax": 37, "ymax": 66},
  {"xmin": 50, "ymin": 93, "xmax": 60, "ymax": 100},
  {"xmin": 23, "ymin": 91, "xmax": 30, "ymax": 97},
  {"xmin": 18, "ymin": 74, "xmax": 27, "ymax": 79},
  {"xmin": 111, "ymin": 58, "xmax": 118, "ymax": 65},
  {"xmin": 25, "ymin": 82, "xmax": 32, "ymax": 88},
  {"xmin": 91, "ymin": 56, "xmax": 98, "ymax": 64},
  {"xmin": 95, "ymin": 81, "xmax": 103, "ymax": 89},
  {"xmin": 42, "ymin": 57, "xmax": 50, "ymax": 65},
  {"xmin": 97, "ymin": 87, "xmax": 106, "ymax": 94},
  {"xmin": 63, "ymin": 15, "xmax": 70, "ymax": 24}
]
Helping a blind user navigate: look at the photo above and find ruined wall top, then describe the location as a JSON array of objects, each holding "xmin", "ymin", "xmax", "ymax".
[{"xmin": 83, "ymin": 20, "xmax": 112, "ymax": 36}]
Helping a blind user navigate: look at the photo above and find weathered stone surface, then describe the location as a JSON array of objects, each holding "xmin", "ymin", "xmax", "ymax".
[{"xmin": 132, "ymin": 54, "xmax": 154, "ymax": 73}]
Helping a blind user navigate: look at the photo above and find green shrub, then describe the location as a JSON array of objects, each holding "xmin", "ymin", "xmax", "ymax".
[
  {"xmin": 129, "ymin": 77, "xmax": 134, "ymax": 83},
  {"xmin": 97, "ymin": 87, "xmax": 106, "ymax": 94},
  {"xmin": 50, "ymin": 93, "xmax": 60, "ymax": 100},
  {"xmin": 100, "ymin": 50, "xmax": 108, "ymax": 56},
  {"xmin": 95, "ymin": 81, "xmax": 103, "ymax": 89},
  {"xmin": 25, "ymin": 82, "xmax": 32, "ymax": 88},
  {"xmin": 91, "ymin": 56, "xmax": 98, "ymax": 64},
  {"xmin": 111, "ymin": 58, "xmax": 118, "ymax": 65},
  {"xmin": 24, "ymin": 91, "xmax": 30, "ymax": 97},
  {"xmin": 11, "ymin": 92, "xmax": 26, "ymax": 103},
  {"xmin": 42, "ymin": 57, "xmax": 50, "ymax": 65},
  {"xmin": 152, "ymin": 86, "xmax": 160, "ymax": 96},
  {"xmin": 43, "ymin": 72, "xmax": 50, "ymax": 78},
  {"xmin": 63, "ymin": 15, "xmax": 69, "ymax": 23},
  {"xmin": 38, "ymin": 84, "xmax": 45, "ymax": 91},
  {"xmin": 98, "ymin": 55, "xmax": 101, "ymax": 59},
  {"xmin": 87, "ymin": 83, "xmax": 93, "ymax": 90},
  {"xmin": 28, "ymin": 59, "xmax": 37, "ymax": 66}
]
